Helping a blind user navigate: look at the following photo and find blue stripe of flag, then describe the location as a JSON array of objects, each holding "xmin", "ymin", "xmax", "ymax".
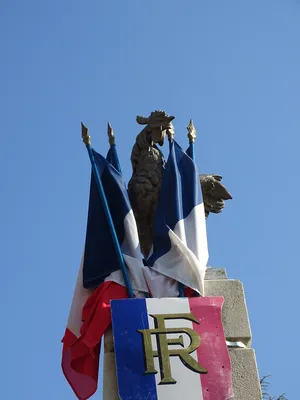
[
  {"xmin": 106, "ymin": 144, "xmax": 122, "ymax": 174},
  {"xmin": 83, "ymin": 150, "xmax": 131, "ymax": 289},
  {"xmin": 111, "ymin": 299, "xmax": 157, "ymax": 400},
  {"xmin": 147, "ymin": 141, "xmax": 202, "ymax": 266}
]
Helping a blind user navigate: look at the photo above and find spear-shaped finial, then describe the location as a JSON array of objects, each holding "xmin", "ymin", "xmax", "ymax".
[
  {"xmin": 81, "ymin": 122, "xmax": 91, "ymax": 146},
  {"xmin": 166, "ymin": 122, "xmax": 175, "ymax": 142},
  {"xmin": 107, "ymin": 122, "xmax": 115, "ymax": 145},
  {"xmin": 187, "ymin": 119, "xmax": 197, "ymax": 143}
]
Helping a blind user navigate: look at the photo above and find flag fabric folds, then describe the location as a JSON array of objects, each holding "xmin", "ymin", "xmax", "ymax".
[
  {"xmin": 62, "ymin": 139, "xmax": 210, "ymax": 398},
  {"xmin": 83, "ymin": 149, "xmax": 147, "ymax": 293},
  {"xmin": 146, "ymin": 141, "xmax": 208, "ymax": 296},
  {"xmin": 62, "ymin": 258, "xmax": 128, "ymax": 400},
  {"xmin": 62, "ymin": 147, "xmax": 148, "ymax": 399},
  {"xmin": 106, "ymin": 144, "xmax": 122, "ymax": 173},
  {"xmin": 186, "ymin": 143, "xmax": 193, "ymax": 159}
]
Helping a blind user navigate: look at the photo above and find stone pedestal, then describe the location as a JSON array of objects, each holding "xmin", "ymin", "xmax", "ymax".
[
  {"xmin": 103, "ymin": 268, "xmax": 262, "ymax": 399},
  {"xmin": 229, "ymin": 348, "xmax": 262, "ymax": 399},
  {"xmin": 103, "ymin": 350, "xmax": 119, "ymax": 400}
]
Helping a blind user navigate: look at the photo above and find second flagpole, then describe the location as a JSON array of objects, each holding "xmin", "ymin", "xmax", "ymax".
[
  {"xmin": 166, "ymin": 124, "xmax": 186, "ymax": 298},
  {"xmin": 81, "ymin": 122, "xmax": 134, "ymax": 299},
  {"xmin": 187, "ymin": 120, "xmax": 201, "ymax": 297}
]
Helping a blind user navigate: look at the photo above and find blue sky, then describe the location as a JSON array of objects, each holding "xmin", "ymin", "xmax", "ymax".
[{"xmin": 1, "ymin": 0, "xmax": 299, "ymax": 398}]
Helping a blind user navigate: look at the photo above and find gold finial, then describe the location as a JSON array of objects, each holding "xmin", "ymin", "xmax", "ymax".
[
  {"xmin": 187, "ymin": 119, "xmax": 197, "ymax": 143},
  {"xmin": 107, "ymin": 122, "xmax": 115, "ymax": 145},
  {"xmin": 166, "ymin": 122, "xmax": 175, "ymax": 142},
  {"xmin": 81, "ymin": 122, "xmax": 91, "ymax": 145}
]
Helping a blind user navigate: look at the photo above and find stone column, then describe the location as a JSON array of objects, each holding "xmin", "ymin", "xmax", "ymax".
[
  {"xmin": 204, "ymin": 268, "xmax": 262, "ymax": 399},
  {"xmin": 103, "ymin": 328, "xmax": 119, "ymax": 400},
  {"xmin": 103, "ymin": 268, "xmax": 262, "ymax": 400}
]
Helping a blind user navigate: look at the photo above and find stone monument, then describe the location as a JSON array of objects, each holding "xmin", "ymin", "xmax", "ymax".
[{"xmin": 103, "ymin": 111, "xmax": 262, "ymax": 400}]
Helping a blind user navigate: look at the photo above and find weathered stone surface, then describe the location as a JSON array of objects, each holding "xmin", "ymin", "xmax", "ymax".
[
  {"xmin": 104, "ymin": 328, "xmax": 114, "ymax": 353},
  {"xmin": 205, "ymin": 267, "xmax": 227, "ymax": 280},
  {"xmin": 204, "ymin": 279, "xmax": 252, "ymax": 346},
  {"xmin": 103, "ymin": 353, "xmax": 120, "ymax": 400},
  {"xmin": 229, "ymin": 348, "xmax": 262, "ymax": 400}
]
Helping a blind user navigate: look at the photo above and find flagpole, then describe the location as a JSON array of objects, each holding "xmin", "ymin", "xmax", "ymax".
[
  {"xmin": 107, "ymin": 122, "xmax": 122, "ymax": 174},
  {"xmin": 168, "ymin": 120, "xmax": 197, "ymax": 298},
  {"xmin": 81, "ymin": 122, "xmax": 134, "ymax": 299},
  {"xmin": 166, "ymin": 124, "xmax": 186, "ymax": 298},
  {"xmin": 107, "ymin": 121, "xmax": 150, "ymax": 298},
  {"xmin": 187, "ymin": 119, "xmax": 196, "ymax": 160},
  {"xmin": 167, "ymin": 123, "xmax": 174, "ymax": 150},
  {"xmin": 187, "ymin": 119, "xmax": 201, "ymax": 298}
]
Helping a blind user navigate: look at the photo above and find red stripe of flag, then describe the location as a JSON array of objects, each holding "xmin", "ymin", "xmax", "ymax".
[
  {"xmin": 189, "ymin": 297, "xmax": 233, "ymax": 400},
  {"xmin": 62, "ymin": 281, "xmax": 128, "ymax": 400}
]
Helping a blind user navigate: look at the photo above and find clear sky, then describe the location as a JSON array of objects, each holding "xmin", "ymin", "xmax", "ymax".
[{"xmin": 1, "ymin": 0, "xmax": 299, "ymax": 399}]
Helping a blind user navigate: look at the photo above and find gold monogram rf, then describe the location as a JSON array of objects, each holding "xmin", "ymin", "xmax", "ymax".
[{"xmin": 138, "ymin": 313, "xmax": 208, "ymax": 385}]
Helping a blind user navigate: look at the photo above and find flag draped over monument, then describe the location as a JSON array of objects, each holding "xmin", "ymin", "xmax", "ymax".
[
  {"xmin": 83, "ymin": 149, "xmax": 147, "ymax": 293},
  {"xmin": 61, "ymin": 263, "xmax": 128, "ymax": 400},
  {"xmin": 62, "ymin": 145, "xmax": 148, "ymax": 400},
  {"xmin": 111, "ymin": 297, "xmax": 233, "ymax": 400},
  {"xmin": 146, "ymin": 140, "xmax": 208, "ymax": 296}
]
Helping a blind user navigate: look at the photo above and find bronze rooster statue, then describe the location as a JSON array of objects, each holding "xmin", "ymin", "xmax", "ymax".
[
  {"xmin": 128, "ymin": 110, "xmax": 232, "ymax": 256},
  {"xmin": 128, "ymin": 110, "xmax": 174, "ymax": 257}
]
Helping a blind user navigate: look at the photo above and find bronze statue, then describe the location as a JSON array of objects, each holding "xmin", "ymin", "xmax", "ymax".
[
  {"xmin": 128, "ymin": 110, "xmax": 232, "ymax": 256},
  {"xmin": 128, "ymin": 110, "xmax": 174, "ymax": 256},
  {"xmin": 200, "ymin": 174, "xmax": 232, "ymax": 217}
]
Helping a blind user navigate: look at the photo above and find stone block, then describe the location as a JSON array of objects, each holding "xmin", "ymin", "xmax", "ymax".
[
  {"xmin": 205, "ymin": 267, "xmax": 227, "ymax": 280},
  {"xmin": 104, "ymin": 328, "xmax": 114, "ymax": 353},
  {"xmin": 229, "ymin": 348, "xmax": 262, "ymax": 399},
  {"xmin": 204, "ymin": 279, "xmax": 252, "ymax": 346},
  {"xmin": 103, "ymin": 353, "xmax": 120, "ymax": 400}
]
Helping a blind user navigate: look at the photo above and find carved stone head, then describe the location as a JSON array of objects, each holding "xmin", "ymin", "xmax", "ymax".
[{"xmin": 136, "ymin": 110, "xmax": 175, "ymax": 146}]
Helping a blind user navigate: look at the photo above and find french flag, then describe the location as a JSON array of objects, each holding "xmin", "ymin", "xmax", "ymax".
[
  {"xmin": 106, "ymin": 142, "xmax": 122, "ymax": 174},
  {"xmin": 111, "ymin": 297, "xmax": 233, "ymax": 400},
  {"xmin": 146, "ymin": 141, "xmax": 208, "ymax": 297},
  {"xmin": 62, "ymin": 149, "xmax": 147, "ymax": 400},
  {"xmin": 83, "ymin": 150, "xmax": 148, "ymax": 292}
]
